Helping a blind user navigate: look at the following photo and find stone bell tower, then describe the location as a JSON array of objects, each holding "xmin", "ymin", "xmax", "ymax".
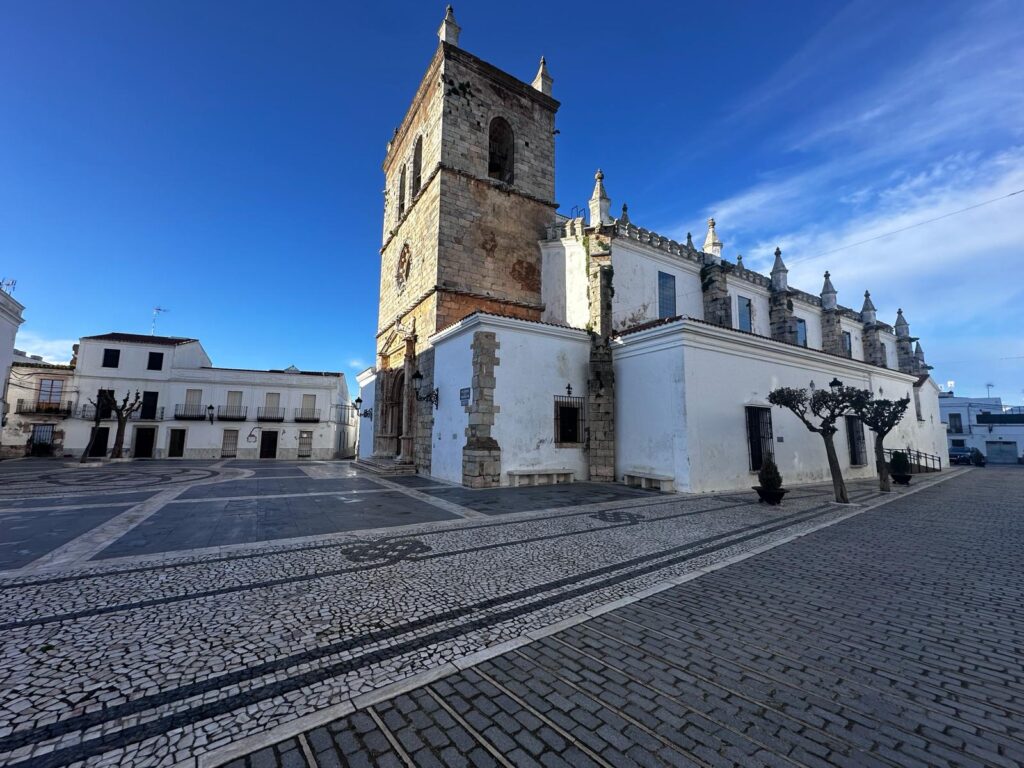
[{"xmin": 372, "ymin": 7, "xmax": 560, "ymax": 463}]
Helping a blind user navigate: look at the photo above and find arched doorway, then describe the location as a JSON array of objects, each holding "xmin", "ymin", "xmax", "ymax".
[{"xmin": 374, "ymin": 370, "xmax": 406, "ymax": 457}]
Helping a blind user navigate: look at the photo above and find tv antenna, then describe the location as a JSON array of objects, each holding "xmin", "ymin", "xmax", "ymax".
[
  {"xmin": 985, "ymin": 382, "xmax": 995, "ymax": 398},
  {"xmin": 152, "ymin": 306, "xmax": 169, "ymax": 335},
  {"xmin": 0, "ymin": 278, "xmax": 15, "ymax": 295}
]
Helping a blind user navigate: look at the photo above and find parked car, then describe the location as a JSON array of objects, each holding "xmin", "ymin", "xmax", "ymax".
[{"xmin": 948, "ymin": 447, "xmax": 973, "ymax": 465}]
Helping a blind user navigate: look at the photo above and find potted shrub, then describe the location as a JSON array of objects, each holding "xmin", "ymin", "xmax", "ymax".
[
  {"xmin": 889, "ymin": 450, "xmax": 912, "ymax": 485},
  {"xmin": 970, "ymin": 448, "xmax": 987, "ymax": 467},
  {"xmin": 753, "ymin": 458, "xmax": 787, "ymax": 505}
]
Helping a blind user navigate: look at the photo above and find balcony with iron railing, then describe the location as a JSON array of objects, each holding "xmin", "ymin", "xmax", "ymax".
[
  {"xmin": 131, "ymin": 407, "xmax": 165, "ymax": 421},
  {"xmin": 174, "ymin": 403, "xmax": 209, "ymax": 420},
  {"xmin": 294, "ymin": 408, "xmax": 321, "ymax": 423},
  {"xmin": 217, "ymin": 405, "xmax": 248, "ymax": 421},
  {"xmin": 78, "ymin": 405, "xmax": 113, "ymax": 420},
  {"xmin": 15, "ymin": 399, "xmax": 73, "ymax": 417},
  {"xmin": 257, "ymin": 406, "xmax": 285, "ymax": 422}
]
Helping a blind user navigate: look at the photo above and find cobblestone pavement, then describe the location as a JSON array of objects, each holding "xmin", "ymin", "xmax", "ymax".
[
  {"xmin": 216, "ymin": 466, "xmax": 1023, "ymax": 768},
  {"xmin": 0, "ymin": 460, "xmax": 983, "ymax": 767}
]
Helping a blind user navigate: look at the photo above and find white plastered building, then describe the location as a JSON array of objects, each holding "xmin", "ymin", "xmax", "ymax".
[
  {"xmin": 938, "ymin": 394, "xmax": 1024, "ymax": 464},
  {"xmin": 0, "ymin": 287, "xmax": 26, "ymax": 442},
  {"xmin": 2, "ymin": 332, "xmax": 356, "ymax": 460}
]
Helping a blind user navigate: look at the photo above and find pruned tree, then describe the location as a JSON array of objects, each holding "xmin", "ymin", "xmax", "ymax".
[
  {"xmin": 108, "ymin": 390, "xmax": 143, "ymax": 459},
  {"xmin": 767, "ymin": 383, "xmax": 861, "ymax": 503},
  {"xmin": 851, "ymin": 390, "xmax": 911, "ymax": 493},
  {"xmin": 80, "ymin": 390, "xmax": 115, "ymax": 463}
]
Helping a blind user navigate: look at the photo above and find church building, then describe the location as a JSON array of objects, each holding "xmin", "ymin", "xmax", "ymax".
[{"xmin": 356, "ymin": 7, "xmax": 948, "ymax": 493}]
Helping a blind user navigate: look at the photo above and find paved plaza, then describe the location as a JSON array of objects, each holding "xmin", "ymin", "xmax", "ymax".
[{"xmin": 0, "ymin": 460, "xmax": 1019, "ymax": 767}]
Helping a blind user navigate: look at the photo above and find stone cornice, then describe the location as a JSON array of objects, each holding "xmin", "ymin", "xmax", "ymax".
[
  {"xmin": 376, "ymin": 285, "xmax": 545, "ymax": 339},
  {"xmin": 442, "ymin": 43, "xmax": 560, "ymax": 113},
  {"xmin": 430, "ymin": 311, "xmax": 587, "ymax": 347}
]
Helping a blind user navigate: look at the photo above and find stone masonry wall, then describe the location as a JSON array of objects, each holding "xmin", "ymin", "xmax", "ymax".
[
  {"xmin": 588, "ymin": 340, "xmax": 615, "ymax": 482},
  {"xmin": 700, "ymin": 263, "xmax": 732, "ymax": 328},
  {"xmin": 413, "ymin": 347, "xmax": 435, "ymax": 473},
  {"xmin": 769, "ymin": 291, "xmax": 797, "ymax": 344},
  {"xmin": 863, "ymin": 327, "xmax": 888, "ymax": 368},
  {"xmin": 440, "ymin": 45, "xmax": 557, "ymax": 203},
  {"xmin": 462, "ymin": 331, "xmax": 501, "ymax": 488},
  {"xmin": 821, "ymin": 310, "xmax": 846, "ymax": 357}
]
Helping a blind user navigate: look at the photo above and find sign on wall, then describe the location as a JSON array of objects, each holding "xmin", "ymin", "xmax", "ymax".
[{"xmin": 460, "ymin": 387, "xmax": 471, "ymax": 406}]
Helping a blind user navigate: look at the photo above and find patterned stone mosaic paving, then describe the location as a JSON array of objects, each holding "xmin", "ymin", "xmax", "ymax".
[{"xmin": 0, "ymin": 458, "xmax": 956, "ymax": 767}]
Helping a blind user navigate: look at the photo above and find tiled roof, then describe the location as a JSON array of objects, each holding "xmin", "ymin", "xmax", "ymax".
[{"xmin": 81, "ymin": 333, "xmax": 198, "ymax": 346}]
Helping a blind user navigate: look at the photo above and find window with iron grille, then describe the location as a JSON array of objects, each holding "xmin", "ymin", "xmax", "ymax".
[
  {"xmin": 737, "ymin": 296, "xmax": 753, "ymax": 332},
  {"xmin": 658, "ymin": 271, "xmax": 676, "ymax": 319},
  {"xmin": 554, "ymin": 395, "xmax": 585, "ymax": 445},
  {"xmin": 298, "ymin": 430, "xmax": 313, "ymax": 459},
  {"xmin": 745, "ymin": 406, "xmax": 774, "ymax": 471},
  {"xmin": 845, "ymin": 415, "xmax": 867, "ymax": 465},
  {"xmin": 221, "ymin": 429, "xmax": 238, "ymax": 458}
]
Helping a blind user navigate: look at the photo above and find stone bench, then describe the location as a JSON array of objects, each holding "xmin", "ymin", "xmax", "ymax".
[
  {"xmin": 622, "ymin": 472, "xmax": 675, "ymax": 492},
  {"xmin": 507, "ymin": 469, "xmax": 575, "ymax": 487}
]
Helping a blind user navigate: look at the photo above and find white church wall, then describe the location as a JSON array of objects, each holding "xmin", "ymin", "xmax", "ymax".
[
  {"xmin": 355, "ymin": 368, "xmax": 376, "ymax": 459},
  {"xmin": 791, "ymin": 300, "xmax": 823, "ymax": 350},
  {"xmin": 840, "ymin": 317, "xmax": 864, "ymax": 361},
  {"xmin": 881, "ymin": 375, "xmax": 948, "ymax": 462},
  {"xmin": 611, "ymin": 241, "xmax": 703, "ymax": 331},
  {"xmin": 540, "ymin": 238, "xmax": 589, "ymax": 328},
  {"xmin": 613, "ymin": 323, "xmax": 689, "ymax": 489},
  {"xmin": 728, "ymin": 281, "xmax": 771, "ymax": 336},
  {"xmin": 489, "ymin": 320, "xmax": 591, "ymax": 483},
  {"xmin": 880, "ymin": 333, "xmax": 898, "ymax": 370},
  {"xmin": 429, "ymin": 329, "xmax": 475, "ymax": 484}
]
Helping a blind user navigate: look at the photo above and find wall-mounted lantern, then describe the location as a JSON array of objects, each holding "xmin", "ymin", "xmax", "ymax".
[
  {"xmin": 207, "ymin": 404, "xmax": 215, "ymax": 424},
  {"xmin": 412, "ymin": 370, "xmax": 439, "ymax": 408},
  {"xmin": 353, "ymin": 397, "xmax": 372, "ymax": 421}
]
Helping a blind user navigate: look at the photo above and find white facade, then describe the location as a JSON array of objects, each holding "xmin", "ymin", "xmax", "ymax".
[
  {"xmin": 614, "ymin": 319, "xmax": 947, "ymax": 493},
  {"xmin": 0, "ymin": 289, "xmax": 26, "ymax": 439},
  {"xmin": 429, "ymin": 315, "xmax": 591, "ymax": 485},
  {"xmin": 3, "ymin": 333, "xmax": 356, "ymax": 460},
  {"xmin": 939, "ymin": 394, "xmax": 1023, "ymax": 464}
]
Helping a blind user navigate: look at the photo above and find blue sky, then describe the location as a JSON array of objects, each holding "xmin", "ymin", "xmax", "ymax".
[{"xmin": 4, "ymin": 1, "xmax": 1022, "ymax": 403}]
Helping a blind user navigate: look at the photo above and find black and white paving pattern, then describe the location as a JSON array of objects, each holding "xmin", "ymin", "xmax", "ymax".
[{"xmin": 0, "ymin": 458, "xmax": 987, "ymax": 767}]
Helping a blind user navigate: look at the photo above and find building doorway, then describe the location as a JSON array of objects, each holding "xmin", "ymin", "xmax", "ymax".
[
  {"xmin": 260, "ymin": 430, "xmax": 278, "ymax": 459},
  {"xmin": 134, "ymin": 427, "xmax": 156, "ymax": 459},
  {"xmin": 30, "ymin": 424, "xmax": 55, "ymax": 457},
  {"xmin": 168, "ymin": 429, "xmax": 186, "ymax": 458},
  {"xmin": 89, "ymin": 426, "xmax": 110, "ymax": 458},
  {"xmin": 376, "ymin": 370, "xmax": 405, "ymax": 456},
  {"xmin": 298, "ymin": 430, "xmax": 313, "ymax": 459},
  {"xmin": 986, "ymin": 441, "xmax": 1019, "ymax": 464}
]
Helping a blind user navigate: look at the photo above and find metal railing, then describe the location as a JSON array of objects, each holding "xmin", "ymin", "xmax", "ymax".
[
  {"xmin": 79, "ymin": 405, "xmax": 113, "ymax": 420},
  {"xmin": 174, "ymin": 403, "xmax": 208, "ymax": 420},
  {"xmin": 884, "ymin": 448, "xmax": 942, "ymax": 474},
  {"xmin": 217, "ymin": 405, "xmax": 248, "ymax": 421},
  {"xmin": 15, "ymin": 399, "xmax": 73, "ymax": 416},
  {"xmin": 131, "ymin": 407, "xmax": 165, "ymax": 421},
  {"xmin": 257, "ymin": 406, "xmax": 285, "ymax": 422},
  {"xmin": 294, "ymin": 408, "xmax": 321, "ymax": 422}
]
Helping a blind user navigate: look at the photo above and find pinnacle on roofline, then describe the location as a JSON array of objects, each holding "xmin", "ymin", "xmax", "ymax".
[
  {"xmin": 532, "ymin": 55, "xmax": 553, "ymax": 96},
  {"xmin": 438, "ymin": 4, "xmax": 460, "ymax": 46},
  {"xmin": 820, "ymin": 271, "xmax": 837, "ymax": 311}
]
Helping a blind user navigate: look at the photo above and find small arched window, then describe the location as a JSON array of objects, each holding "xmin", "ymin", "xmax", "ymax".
[
  {"xmin": 411, "ymin": 136, "xmax": 423, "ymax": 197},
  {"xmin": 488, "ymin": 117, "xmax": 514, "ymax": 185},
  {"xmin": 398, "ymin": 165, "xmax": 407, "ymax": 217}
]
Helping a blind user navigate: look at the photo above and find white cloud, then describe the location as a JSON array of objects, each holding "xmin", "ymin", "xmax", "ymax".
[
  {"xmin": 348, "ymin": 357, "xmax": 367, "ymax": 370},
  {"xmin": 14, "ymin": 330, "xmax": 76, "ymax": 364}
]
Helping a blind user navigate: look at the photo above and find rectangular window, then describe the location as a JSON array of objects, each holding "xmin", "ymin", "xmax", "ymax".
[
  {"xmin": 227, "ymin": 390, "xmax": 243, "ymax": 407},
  {"xmin": 845, "ymin": 415, "xmax": 867, "ymax": 466},
  {"xmin": 745, "ymin": 406, "xmax": 774, "ymax": 471},
  {"xmin": 38, "ymin": 379, "xmax": 64, "ymax": 404},
  {"xmin": 102, "ymin": 348, "xmax": 120, "ymax": 368},
  {"xmin": 301, "ymin": 393, "xmax": 316, "ymax": 410},
  {"xmin": 554, "ymin": 395, "xmax": 585, "ymax": 444},
  {"xmin": 298, "ymin": 430, "xmax": 313, "ymax": 459},
  {"xmin": 185, "ymin": 389, "xmax": 202, "ymax": 406},
  {"xmin": 795, "ymin": 318, "xmax": 808, "ymax": 347},
  {"xmin": 948, "ymin": 413, "xmax": 963, "ymax": 433},
  {"xmin": 737, "ymin": 296, "xmax": 752, "ymax": 332},
  {"xmin": 147, "ymin": 352, "xmax": 164, "ymax": 370},
  {"xmin": 221, "ymin": 429, "xmax": 239, "ymax": 458},
  {"xmin": 842, "ymin": 331, "xmax": 852, "ymax": 358},
  {"xmin": 98, "ymin": 388, "xmax": 115, "ymax": 419},
  {"xmin": 951, "ymin": 439, "xmax": 966, "ymax": 447},
  {"xmin": 265, "ymin": 392, "xmax": 281, "ymax": 408},
  {"xmin": 657, "ymin": 272, "xmax": 676, "ymax": 319},
  {"xmin": 913, "ymin": 388, "xmax": 923, "ymax": 421}
]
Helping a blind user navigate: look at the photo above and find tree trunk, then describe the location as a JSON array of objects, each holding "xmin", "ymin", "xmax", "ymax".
[
  {"xmin": 110, "ymin": 415, "xmax": 128, "ymax": 459},
  {"xmin": 822, "ymin": 433, "xmax": 849, "ymax": 503},
  {"xmin": 874, "ymin": 433, "xmax": 891, "ymax": 492},
  {"xmin": 81, "ymin": 416, "xmax": 102, "ymax": 463}
]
